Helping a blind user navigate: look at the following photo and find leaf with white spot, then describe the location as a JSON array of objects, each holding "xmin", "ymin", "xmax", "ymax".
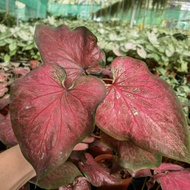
[
  {"xmin": 96, "ymin": 56, "xmax": 190, "ymax": 164},
  {"xmin": 10, "ymin": 64, "xmax": 106, "ymax": 178}
]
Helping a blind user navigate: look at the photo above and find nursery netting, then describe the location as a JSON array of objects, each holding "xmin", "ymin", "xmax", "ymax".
[
  {"xmin": 0, "ymin": 0, "xmax": 16, "ymax": 14},
  {"xmin": 0, "ymin": 0, "xmax": 48, "ymax": 20},
  {"xmin": 0, "ymin": 0, "xmax": 190, "ymax": 30},
  {"xmin": 16, "ymin": 0, "xmax": 48, "ymax": 20}
]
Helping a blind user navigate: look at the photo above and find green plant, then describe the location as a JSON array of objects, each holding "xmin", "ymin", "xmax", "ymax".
[{"xmin": 0, "ymin": 12, "xmax": 16, "ymax": 27}]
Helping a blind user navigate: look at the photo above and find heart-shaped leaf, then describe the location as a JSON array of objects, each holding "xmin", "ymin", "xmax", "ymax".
[
  {"xmin": 101, "ymin": 131, "xmax": 162, "ymax": 171},
  {"xmin": 96, "ymin": 56, "xmax": 190, "ymax": 163},
  {"xmin": 35, "ymin": 24, "xmax": 105, "ymax": 87},
  {"xmin": 10, "ymin": 64, "xmax": 106, "ymax": 178},
  {"xmin": 32, "ymin": 161, "xmax": 82, "ymax": 189}
]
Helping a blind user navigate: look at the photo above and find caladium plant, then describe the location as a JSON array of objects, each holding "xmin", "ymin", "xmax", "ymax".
[{"xmin": 1, "ymin": 24, "xmax": 190, "ymax": 189}]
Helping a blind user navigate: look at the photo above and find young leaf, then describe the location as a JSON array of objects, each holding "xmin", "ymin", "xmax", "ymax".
[
  {"xmin": 35, "ymin": 24, "xmax": 105, "ymax": 87},
  {"xmin": 10, "ymin": 64, "xmax": 106, "ymax": 178},
  {"xmin": 96, "ymin": 56, "xmax": 190, "ymax": 163},
  {"xmin": 78, "ymin": 153, "xmax": 122, "ymax": 187},
  {"xmin": 101, "ymin": 131, "xmax": 162, "ymax": 171}
]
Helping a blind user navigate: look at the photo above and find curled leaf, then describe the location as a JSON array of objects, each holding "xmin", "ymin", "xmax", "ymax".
[
  {"xmin": 153, "ymin": 163, "xmax": 184, "ymax": 174},
  {"xmin": 78, "ymin": 153, "xmax": 122, "ymax": 187}
]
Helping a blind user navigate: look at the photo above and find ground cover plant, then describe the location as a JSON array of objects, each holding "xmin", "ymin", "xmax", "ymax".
[
  {"xmin": 0, "ymin": 17, "xmax": 189, "ymax": 117},
  {"xmin": 0, "ymin": 23, "xmax": 190, "ymax": 190}
]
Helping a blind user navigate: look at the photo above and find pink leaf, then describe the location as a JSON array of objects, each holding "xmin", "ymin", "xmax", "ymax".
[
  {"xmin": 10, "ymin": 64, "xmax": 106, "ymax": 178},
  {"xmin": 129, "ymin": 168, "xmax": 152, "ymax": 178},
  {"xmin": 153, "ymin": 163, "xmax": 184, "ymax": 173},
  {"xmin": 154, "ymin": 169, "xmax": 190, "ymax": 190},
  {"xmin": 0, "ymin": 82, "xmax": 8, "ymax": 97},
  {"xmin": 78, "ymin": 153, "xmax": 122, "ymax": 187},
  {"xmin": 35, "ymin": 24, "xmax": 105, "ymax": 87},
  {"xmin": 101, "ymin": 131, "xmax": 161, "ymax": 171},
  {"xmin": 0, "ymin": 95, "xmax": 10, "ymax": 109},
  {"xmin": 96, "ymin": 56, "xmax": 190, "ymax": 163},
  {"xmin": 59, "ymin": 177, "xmax": 91, "ymax": 190},
  {"xmin": 0, "ymin": 113, "xmax": 18, "ymax": 147},
  {"xmin": 12, "ymin": 67, "xmax": 30, "ymax": 76}
]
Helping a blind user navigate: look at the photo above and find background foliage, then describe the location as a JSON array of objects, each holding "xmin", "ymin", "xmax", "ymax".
[{"xmin": 0, "ymin": 16, "xmax": 189, "ymax": 123}]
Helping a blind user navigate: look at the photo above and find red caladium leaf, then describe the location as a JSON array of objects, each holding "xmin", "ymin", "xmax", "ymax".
[
  {"xmin": 12, "ymin": 67, "xmax": 30, "ymax": 76},
  {"xmin": 0, "ymin": 82, "xmax": 8, "ymax": 97},
  {"xmin": 78, "ymin": 153, "xmax": 122, "ymax": 187},
  {"xmin": 153, "ymin": 163, "xmax": 184, "ymax": 173},
  {"xmin": 0, "ymin": 113, "xmax": 18, "ymax": 147},
  {"xmin": 96, "ymin": 56, "xmax": 190, "ymax": 163},
  {"xmin": 10, "ymin": 64, "xmax": 106, "ymax": 178},
  {"xmin": 101, "ymin": 131, "xmax": 161, "ymax": 171},
  {"xmin": 32, "ymin": 161, "xmax": 82, "ymax": 189},
  {"xmin": 154, "ymin": 169, "xmax": 190, "ymax": 190},
  {"xmin": 0, "ymin": 95, "xmax": 10, "ymax": 109},
  {"xmin": 35, "ymin": 24, "xmax": 105, "ymax": 87}
]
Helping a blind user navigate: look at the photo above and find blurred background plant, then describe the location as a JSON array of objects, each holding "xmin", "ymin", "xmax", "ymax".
[{"xmin": 0, "ymin": 0, "xmax": 189, "ymax": 122}]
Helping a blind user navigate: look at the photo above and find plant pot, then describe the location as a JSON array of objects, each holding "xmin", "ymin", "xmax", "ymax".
[
  {"xmin": 29, "ymin": 60, "xmax": 39, "ymax": 69},
  {"xmin": 94, "ymin": 177, "xmax": 132, "ymax": 190}
]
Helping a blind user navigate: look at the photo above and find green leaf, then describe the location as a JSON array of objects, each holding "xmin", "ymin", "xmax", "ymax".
[
  {"xmin": 124, "ymin": 42, "xmax": 136, "ymax": 51},
  {"xmin": 147, "ymin": 53, "xmax": 160, "ymax": 62},
  {"xmin": 165, "ymin": 44, "xmax": 175, "ymax": 57},
  {"xmin": 147, "ymin": 31, "xmax": 159, "ymax": 46},
  {"xmin": 0, "ymin": 30, "xmax": 12, "ymax": 40},
  {"xmin": 137, "ymin": 45, "xmax": 147, "ymax": 59},
  {"xmin": 145, "ymin": 44, "xmax": 156, "ymax": 52},
  {"xmin": 4, "ymin": 54, "xmax": 10, "ymax": 62},
  {"xmin": 177, "ymin": 57, "xmax": 188, "ymax": 72},
  {"xmin": 10, "ymin": 49, "xmax": 17, "ymax": 56},
  {"xmin": 23, "ymin": 43, "xmax": 34, "ymax": 51},
  {"xmin": 4, "ymin": 38, "xmax": 14, "ymax": 44},
  {"xmin": 33, "ymin": 161, "xmax": 82, "ymax": 189},
  {"xmin": 9, "ymin": 42, "xmax": 17, "ymax": 52},
  {"xmin": 0, "ymin": 40, "xmax": 6, "ymax": 46}
]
